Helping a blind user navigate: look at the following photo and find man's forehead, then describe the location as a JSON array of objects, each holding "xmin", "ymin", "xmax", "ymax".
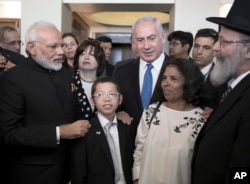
[
  {"xmin": 3, "ymin": 31, "xmax": 19, "ymax": 39},
  {"xmin": 134, "ymin": 34, "xmax": 156, "ymax": 39},
  {"xmin": 195, "ymin": 37, "xmax": 215, "ymax": 43}
]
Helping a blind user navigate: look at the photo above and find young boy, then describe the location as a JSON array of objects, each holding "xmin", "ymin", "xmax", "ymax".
[{"xmin": 71, "ymin": 76, "xmax": 134, "ymax": 184}]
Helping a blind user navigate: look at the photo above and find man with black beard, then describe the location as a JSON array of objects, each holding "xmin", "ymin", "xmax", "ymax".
[{"xmin": 191, "ymin": 0, "xmax": 250, "ymax": 184}]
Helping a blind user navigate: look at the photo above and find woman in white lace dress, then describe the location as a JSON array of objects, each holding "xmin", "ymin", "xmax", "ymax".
[{"xmin": 133, "ymin": 58, "xmax": 209, "ymax": 184}]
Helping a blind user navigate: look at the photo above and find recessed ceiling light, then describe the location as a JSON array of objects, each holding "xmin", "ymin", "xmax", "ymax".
[{"xmin": 90, "ymin": 11, "xmax": 169, "ymax": 26}]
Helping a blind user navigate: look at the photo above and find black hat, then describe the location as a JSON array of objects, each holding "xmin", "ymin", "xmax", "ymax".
[{"xmin": 206, "ymin": 0, "xmax": 250, "ymax": 35}]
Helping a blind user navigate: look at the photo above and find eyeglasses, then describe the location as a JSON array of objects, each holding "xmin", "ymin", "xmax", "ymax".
[
  {"xmin": 1, "ymin": 40, "xmax": 23, "ymax": 46},
  {"xmin": 63, "ymin": 42, "xmax": 77, "ymax": 49},
  {"xmin": 218, "ymin": 39, "xmax": 250, "ymax": 47},
  {"xmin": 92, "ymin": 92, "xmax": 120, "ymax": 99},
  {"xmin": 169, "ymin": 41, "xmax": 182, "ymax": 47},
  {"xmin": 32, "ymin": 41, "xmax": 66, "ymax": 50}
]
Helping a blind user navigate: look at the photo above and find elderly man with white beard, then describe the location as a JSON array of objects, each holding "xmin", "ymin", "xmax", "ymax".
[
  {"xmin": 0, "ymin": 21, "xmax": 91, "ymax": 184},
  {"xmin": 191, "ymin": 0, "xmax": 250, "ymax": 184}
]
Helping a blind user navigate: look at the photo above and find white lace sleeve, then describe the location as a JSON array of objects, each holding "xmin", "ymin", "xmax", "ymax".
[{"xmin": 132, "ymin": 102, "xmax": 159, "ymax": 180}]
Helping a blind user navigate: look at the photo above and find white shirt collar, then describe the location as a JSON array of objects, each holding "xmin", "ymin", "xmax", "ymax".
[
  {"xmin": 140, "ymin": 52, "xmax": 165, "ymax": 72},
  {"xmin": 97, "ymin": 112, "xmax": 118, "ymax": 128},
  {"xmin": 201, "ymin": 62, "xmax": 213, "ymax": 76},
  {"xmin": 228, "ymin": 70, "xmax": 250, "ymax": 89}
]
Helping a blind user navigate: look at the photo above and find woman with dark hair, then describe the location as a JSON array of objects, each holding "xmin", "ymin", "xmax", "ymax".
[
  {"xmin": 133, "ymin": 58, "xmax": 209, "ymax": 184},
  {"xmin": 62, "ymin": 32, "xmax": 79, "ymax": 72},
  {"xmin": 73, "ymin": 39, "xmax": 106, "ymax": 120}
]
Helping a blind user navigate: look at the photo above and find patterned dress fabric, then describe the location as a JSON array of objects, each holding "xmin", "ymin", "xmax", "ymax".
[
  {"xmin": 73, "ymin": 70, "xmax": 96, "ymax": 120},
  {"xmin": 133, "ymin": 102, "xmax": 206, "ymax": 184}
]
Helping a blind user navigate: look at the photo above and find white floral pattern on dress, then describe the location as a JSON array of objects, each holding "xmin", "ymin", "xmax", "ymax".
[{"xmin": 144, "ymin": 102, "xmax": 206, "ymax": 138}]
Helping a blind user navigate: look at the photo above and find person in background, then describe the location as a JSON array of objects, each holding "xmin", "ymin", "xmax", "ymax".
[
  {"xmin": 71, "ymin": 76, "xmax": 134, "ymax": 184},
  {"xmin": 0, "ymin": 25, "xmax": 22, "ymax": 53},
  {"xmin": 192, "ymin": 28, "xmax": 227, "ymax": 108},
  {"xmin": 168, "ymin": 30, "xmax": 193, "ymax": 61},
  {"xmin": 73, "ymin": 39, "xmax": 105, "ymax": 120},
  {"xmin": 133, "ymin": 58, "xmax": 208, "ymax": 184},
  {"xmin": 115, "ymin": 33, "xmax": 139, "ymax": 67},
  {"xmin": 95, "ymin": 36, "xmax": 114, "ymax": 76},
  {"xmin": 0, "ymin": 20, "xmax": 90, "ymax": 184},
  {"xmin": 0, "ymin": 26, "xmax": 25, "ymax": 73},
  {"xmin": 113, "ymin": 16, "xmax": 170, "ymax": 138},
  {"xmin": 191, "ymin": 0, "xmax": 250, "ymax": 183},
  {"xmin": 62, "ymin": 32, "xmax": 79, "ymax": 72},
  {"xmin": 130, "ymin": 33, "xmax": 139, "ymax": 58}
]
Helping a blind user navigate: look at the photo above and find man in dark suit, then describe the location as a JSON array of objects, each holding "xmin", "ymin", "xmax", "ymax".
[
  {"xmin": 96, "ymin": 36, "xmax": 115, "ymax": 76},
  {"xmin": 191, "ymin": 0, "xmax": 250, "ymax": 183},
  {"xmin": 0, "ymin": 46, "xmax": 25, "ymax": 74},
  {"xmin": 0, "ymin": 21, "xmax": 90, "ymax": 184},
  {"xmin": 168, "ymin": 30, "xmax": 193, "ymax": 61},
  {"xmin": 192, "ymin": 28, "xmax": 227, "ymax": 108},
  {"xmin": 71, "ymin": 77, "xmax": 134, "ymax": 184},
  {"xmin": 113, "ymin": 16, "xmax": 170, "ymax": 136},
  {"xmin": 0, "ymin": 25, "xmax": 22, "ymax": 53},
  {"xmin": 0, "ymin": 26, "xmax": 26, "ymax": 74}
]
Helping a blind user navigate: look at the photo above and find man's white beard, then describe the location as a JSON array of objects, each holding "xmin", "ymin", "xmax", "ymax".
[
  {"xmin": 210, "ymin": 53, "xmax": 237, "ymax": 86},
  {"xmin": 35, "ymin": 50, "xmax": 63, "ymax": 71}
]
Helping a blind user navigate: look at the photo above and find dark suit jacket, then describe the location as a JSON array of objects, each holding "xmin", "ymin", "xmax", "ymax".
[
  {"xmin": 0, "ymin": 46, "xmax": 25, "ymax": 74},
  {"xmin": 113, "ymin": 54, "xmax": 170, "ymax": 135},
  {"xmin": 71, "ymin": 116, "xmax": 134, "ymax": 184},
  {"xmin": 0, "ymin": 57, "xmax": 77, "ymax": 184},
  {"xmin": 191, "ymin": 74, "xmax": 250, "ymax": 184},
  {"xmin": 106, "ymin": 62, "xmax": 115, "ymax": 76},
  {"xmin": 100, "ymin": 61, "xmax": 115, "ymax": 77}
]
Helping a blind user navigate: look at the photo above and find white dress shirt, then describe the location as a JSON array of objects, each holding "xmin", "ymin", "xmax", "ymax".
[
  {"xmin": 201, "ymin": 62, "xmax": 213, "ymax": 80},
  {"xmin": 227, "ymin": 70, "xmax": 250, "ymax": 89},
  {"xmin": 139, "ymin": 52, "xmax": 165, "ymax": 94},
  {"xmin": 98, "ymin": 112, "xmax": 126, "ymax": 184}
]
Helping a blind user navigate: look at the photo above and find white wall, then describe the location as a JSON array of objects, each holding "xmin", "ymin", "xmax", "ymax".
[
  {"xmin": 20, "ymin": 0, "xmax": 72, "ymax": 55},
  {"xmin": 169, "ymin": 0, "xmax": 220, "ymax": 36},
  {"xmin": 0, "ymin": 1, "xmax": 21, "ymax": 19}
]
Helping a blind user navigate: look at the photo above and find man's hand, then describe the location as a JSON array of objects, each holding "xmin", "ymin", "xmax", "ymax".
[
  {"xmin": 59, "ymin": 120, "xmax": 91, "ymax": 139},
  {"xmin": 4, "ymin": 60, "xmax": 16, "ymax": 71},
  {"xmin": 0, "ymin": 55, "xmax": 7, "ymax": 70},
  {"xmin": 117, "ymin": 111, "xmax": 133, "ymax": 125},
  {"xmin": 201, "ymin": 106, "xmax": 214, "ymax": 119}
]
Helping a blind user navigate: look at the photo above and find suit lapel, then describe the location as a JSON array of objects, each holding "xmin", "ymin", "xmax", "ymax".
[
  {"xmin": 91, "ymin": 117, "xmax": 114, "ymax": 168},
  {"xmin": 117, "ymin": 120, "xmax": 127, "ymax": 169},
  {"xmin": 198, "ymin": 74, "xmax": 250, "ymax": 140},
  {"xmin": 129, "ymin": 59, "xmax": 143, "ymax": 110}
]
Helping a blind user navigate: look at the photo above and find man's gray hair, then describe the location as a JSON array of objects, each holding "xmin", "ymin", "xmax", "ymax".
[
  {"xmin": 0, "ymin": 26, "xmax": 19, "ymax": 42},
  {"xmin": 131, "ymin": 16, "xmax": 164, "ymax": 36},
  {"xmin": 25, "ymin": 21, "xmax": 58, "ymax": 44}
]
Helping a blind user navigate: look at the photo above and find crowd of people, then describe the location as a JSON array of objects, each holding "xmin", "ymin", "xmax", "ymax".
[{"xmin": 1, "ymin": 0, "xmax": 250, "ymax": 183}]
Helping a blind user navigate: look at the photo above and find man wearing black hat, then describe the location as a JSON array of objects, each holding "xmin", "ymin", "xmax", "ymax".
[{"xmin": 191, "ymin": 0, "xmax": 250, "ymax": 184}]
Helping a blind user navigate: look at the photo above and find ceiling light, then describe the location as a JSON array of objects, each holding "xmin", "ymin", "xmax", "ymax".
[{"xmin": 90, "ymin": 11, "xmax": 169, "ymax": 26}]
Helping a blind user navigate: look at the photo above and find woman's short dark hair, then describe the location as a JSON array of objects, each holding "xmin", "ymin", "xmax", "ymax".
[
  {"xmin": 62, "ymin": 32, "xmax": 79, "ymax": 44},
  {"xmin": 162, "ymin": 58, "xmax": 209, "ymax": 107},
  {"xmin": 73, "ymin": 39, "xmax": 106, "ymax": 76}
]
